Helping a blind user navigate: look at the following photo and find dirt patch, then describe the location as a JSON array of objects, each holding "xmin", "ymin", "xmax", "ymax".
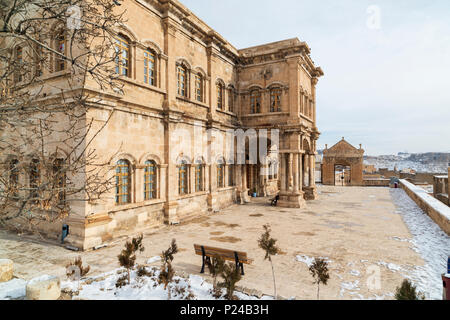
[
  {"xmin": 210, "ymin": 236, "xmax": 242, "ymax": 243},
  {"xmin": 214, "ymin": 221, "xmax": 240, "ymax": 228},
  {"xmin": 210, "ymin": 231, "xmax": 224, "ymax": 236},
  {"xmin": 294, "ymin": 231, "xmax": 315, "ymax": 236},
  {"xmin": 249, "ymin": 214, "xmax": 264, "ymax": 217}
]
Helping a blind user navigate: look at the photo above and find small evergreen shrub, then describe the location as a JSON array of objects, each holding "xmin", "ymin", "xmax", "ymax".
[
  {"xmin": 395, "ymin": 279, "xmax": 425, "ymax": 300},
  {"xmin": 218, "ymin": 262, "xmax": 242, "ymax": 300},
  {"xmin": 117, "ymin": 234, "xmax": 145, "ymax": 286},
  {"xmin": 309, "ymin": 257, "xmax": 330, "ymax": 300}
]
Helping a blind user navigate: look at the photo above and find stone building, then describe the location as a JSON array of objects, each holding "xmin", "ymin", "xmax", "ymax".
[
  {"xmin": 1, "ymin": 0, "xmax": 323, "ymax": 250},
  {"xmin": 322, "ymin": 138, "xmax": 364, "ymax": 186}
]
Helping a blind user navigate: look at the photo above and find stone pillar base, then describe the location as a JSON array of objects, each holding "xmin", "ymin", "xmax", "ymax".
[
  {"xmin": 237, "ymin": 189, "xmax": 250, "ymax": 204},
  {"xmin": 278, "ymin": 192, "xmax": 307, "ymax": 208},
  {"xmin": 164, "ymin": 201, "xmax": 179, "ymax": 225},
  {"xmin": 208, "ymin": 192, "xmax": 219, "ymax": 212},
  {"xmin": 303, "ymin": 187, "xmax": 318, "ymax": 200}
]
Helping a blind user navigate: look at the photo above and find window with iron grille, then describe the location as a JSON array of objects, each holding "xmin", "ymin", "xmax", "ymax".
[
  {"xmin": 250, "ymin": 90, "xmax": 261, "ymax": 113},
  {"xmin": 144, "ymin": 160, "xmax": 157, "ymax": 200},
  {"xmin": 217, "ymin": 161, "xmax": 224, "ymax": 188},
  {"xmin": 270, "ymin": 88, "xmax": 282, "ymax": 112},
  {"xmin": 195, "ymin": 74, "xmax": 203, "ymax": 102},
  {"xmin": 53, "ymin": 158, "xmax": 66, "ymax": 203},
  {"xmin": 116, "ymin": 159, "xmax": 131, "ymax": 204},
  {"xmin": 144, "ymin": 50, "xmax": 156, "ymax": 85},
  {"xmin": 177, "ymin": 65, "xmax": 188, "ymax": 97},
  {"xmin": 217, "ymin": 83, "xmax": 223, "ymax": 109},
  {"xmin": 114, "ymin": 36, "xmax": 130, "ymax": 77},
  {"xmin": 55, "ymin": 32, "xmax": 66, "ymax": 72},
  {"xmin": 179, "ymin": 161, "xmax": 188, "ymax": 195},
  {"xmin": 30, "ymin": 159, "xmax": 40, "ymax": 202},
  {"xmin": 228, "ymin": 164, "xmax": 235, "ymax": 186},
  {"xmin": 195, "ymin": 163, "xmax": 203, "ymax": 192}
]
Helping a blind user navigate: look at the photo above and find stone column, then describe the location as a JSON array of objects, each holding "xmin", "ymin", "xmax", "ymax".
[
  {"xmin": 293, "ymin": 153, "xmax": 299, "ymax": 193},
  {"xmin": 280, "ymin": 154, "xmax": 286, "ymax": 192},
  {"xmin": 298, "ymin": 153, "xmax": 303, "ymax": 192},
  {"xmin": 288, "ymin": 153, "xmax": 293, "ymax": 191},
  {"xmin": 309, "ymin": 154, "xmax": 314, "ymax": 187}
]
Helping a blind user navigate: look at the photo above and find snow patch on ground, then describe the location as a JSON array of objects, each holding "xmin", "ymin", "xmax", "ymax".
[
  {"xmin": 0, "ymin": 278, "xmax": 27, "ymax": 300},
  {"xmin": 377, "ymin": 261, "xmax": 403, "ymax": 272},
  {"xmin": 61, "ymin": 267, "xmax": 274, "ymax": 300},
  {"xmin": 295, "ymin": 255, "xmax": 332, "ymax": 267},
  {"xmin": 349, "ymin": 270, "xmax": 360, "ymax": 277},
  {"xmin": 391, "ymin": 189, "xmax": 450, "ymax": 300},
  {"xmin": 146, "ymin": 256, "xmax": 161, "ymax": 264}
]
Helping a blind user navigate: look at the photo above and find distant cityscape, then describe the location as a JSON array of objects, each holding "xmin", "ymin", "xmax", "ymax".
[{"xmin": 317, "ymin": 151, "xmax": 450, "ymax": 173}]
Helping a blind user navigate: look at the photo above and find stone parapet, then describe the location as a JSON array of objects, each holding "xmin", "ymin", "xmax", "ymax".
[{"xmin": 400, "ymin": 179, "xmax": 450, "ymax": 235}]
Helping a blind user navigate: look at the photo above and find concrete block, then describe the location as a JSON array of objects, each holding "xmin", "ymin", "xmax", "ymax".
[
  {"xmin": 26, "ymin": 275, "xmax": 61, "ymax": 300},
  {"xmin": 0, "ymin": 259, "xmax": 13, "ymax": 282}
]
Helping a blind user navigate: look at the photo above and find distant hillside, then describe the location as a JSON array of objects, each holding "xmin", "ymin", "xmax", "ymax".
[{"xmin": 363, "ymin": 152, "xmax": 449, "ymax": 173}]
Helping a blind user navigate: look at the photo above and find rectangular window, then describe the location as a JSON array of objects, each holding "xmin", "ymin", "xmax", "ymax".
[
  {"xmin": 114, "ymin": 37, "xmax": 129, "ymax": 77},
  {"xmin": 228, "ymin": 89, "xmax": 234, "ymax": 113},
  {"xmin": 217, "ymin": 84, "xmax": 223, "ymax": 109},
  {"xmin": 195, "ymin": 75, "xmax": 203, "ymax": 102},
  {"xmin": 270, "ymin": 88, "xmax": 282, "ymax": 112},
  {"xmin": 250, "ymin": 91, "xmax": 261, "ymax": 113},
  {"xmin": 144, "ymin": 51, "xmax": 155, "ymax": 85},
  {"xmin": 228, "ymin": 164, "xmax": 235, "ymax": 187},
  {"xmin": 177, "ymin": 66, "xmax": 187, "ymax": 97},
  {"xmin": 217, "ymin": 164, "xmax": 224, "ymax": 188},
  {"xmin": 179, "ymin": 164, "xmax": 188, "ymax": 195},
  {"xmin": 53, "ymin": 159, "xmax": 66, "ymax": 203},
  {"xmin": 115, "ymin": 160, "xmax": 130, "ymax": 204},
  {"xmin": 144, "ymin": 162, "xmax": 156, "ymax": 200},
  {"xmin": 56, "ymin": 33, "xmax": 66, "ymax": 72},
  {"xmin": 30, "ymin": 159, "xmax": 40, "ymax": 202},
  {"xmin": 195, "ymin": 165, "xmax": 203, "ymax": 192}
]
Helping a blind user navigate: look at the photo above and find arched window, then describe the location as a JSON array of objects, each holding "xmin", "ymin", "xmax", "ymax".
[
  {"xmin": 114, "ymin": 35, "xmax": 130, "ymax": 77},
  {"xmin": 53, "ymin": 158, "xmax": 66, "ymax": 203},
  {"xmin": 144, "ymin": 160, "xmax": 157, "ymax": 200},
  {"xmin": 55, "ymin": 31, "xmax": 66, "ymax": 72},
  {"xmin": 9, "ymin": 159, "xmax": 19, "ymax": 198},
  {"xmin": 177, "ymin": 64, "xmax": 188, "ymax": 97},
  {"xmin": 144, "ymin": 50, "xmax": 156, "ymax": 85},
  {"xmin": 179, "ymin": 160, "xmax": 189, "ymax": 195},
  {"xmin": 115, "ymin": 159, "xmax": 131, "ymax": 204},
  {"xmin": 217, "ymin": 82, "xmax": 224, "ymax": 110},
  {"xmin": 250, "ymin": 90, "xmax": 261, "ymax": 114},
  {"xmin": 270, "ymin": 88, "xmax": 282, "ymax": 112},
  {"xmin": 195, "ymin": 160, "xmax": 203, "ymax": 192},
  {"xmin": 30, "ymin": 159, "xmax": 40, "ymax": 202},
  {"xmin": 217, "ymin": 159, "xmax": 225, "ymax": 188},
  {"xmin": 195, "ymin": 73, "xmax": 203, "ymax": 102}
]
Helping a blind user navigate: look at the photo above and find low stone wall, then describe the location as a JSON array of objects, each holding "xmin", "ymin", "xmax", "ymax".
[
  {"xmin": 400, "ymin": 179, "xmax": 450, "ymax": 235},
  {"xmin": 363, "ymin": 179, "xmax": 390, "ymax": 187}
]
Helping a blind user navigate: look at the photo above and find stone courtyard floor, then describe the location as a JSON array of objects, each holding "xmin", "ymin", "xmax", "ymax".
[{"xmin": 1, "ymin": 185, "xmax": 448, "ymax": 300}]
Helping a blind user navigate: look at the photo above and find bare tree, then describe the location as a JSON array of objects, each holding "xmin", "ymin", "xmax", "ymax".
[{"xmin": 0, "ymin": 0, "xmax": 127, "ymax": 233}]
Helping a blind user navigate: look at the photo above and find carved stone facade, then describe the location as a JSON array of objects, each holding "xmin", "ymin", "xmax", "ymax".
[
  {"xmin": 322, "ymin": 138, "xmax": 364, "ymax": 186},
  {"xmin": 2, "ymin": 0, "xmax": 323, "ymax": 250}
]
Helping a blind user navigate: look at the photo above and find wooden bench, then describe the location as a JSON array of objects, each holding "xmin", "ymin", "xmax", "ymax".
[{"xmin": 194, "ymin": 244, "xmax": 253, "ymax": 275}]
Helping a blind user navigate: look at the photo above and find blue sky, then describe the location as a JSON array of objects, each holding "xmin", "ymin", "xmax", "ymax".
[{"xmin": 181, "ymin": 0, "xmax": 450, "ymax": 155}]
